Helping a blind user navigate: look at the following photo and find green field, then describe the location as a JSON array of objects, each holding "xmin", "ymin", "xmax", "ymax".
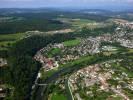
[
  {"xmin": 0, "ymin": 33, "xmax": 25, "ymax": 50},
  {"xmin": 57, "ymin": 18, "xmax": 112, "ymax": 30},
  {"xmin": 56, "ymin": 18, "xmax": 96, "ymax": 29},
  {"xmin": 47, "ymin": 48, "xmax": 61, "ymax": 57},
  {"xmin": 51, "ymin": 92, "xmax": 67, "ymax": 100},
  {"xmin": 63, "ymin": 38, "xmax": 81, "ymax": 47},
  {"xmin": 40, "ymin": 69, "xmax": 58, "ymax": 80},
  {"xmin": 71, "ymin": 19, "xmax": 95, "ymax": 26},
  {"xmin": 128, "ymin": 49, "xmax": 133, "ymax": 53}
]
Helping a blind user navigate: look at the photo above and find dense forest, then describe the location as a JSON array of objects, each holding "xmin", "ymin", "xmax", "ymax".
[
  {"xmin": 0, "ymin": 18, "xmax": 68, "ymax": 34},
  {"xmin": 1, "ymin": 33, "xmax": 75, "ymax": 100}
]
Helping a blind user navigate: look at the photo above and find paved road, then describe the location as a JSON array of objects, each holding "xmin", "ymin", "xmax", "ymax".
[{"xmin": 67, "ymin": 79, "xmax": 74, "ymax": 100}]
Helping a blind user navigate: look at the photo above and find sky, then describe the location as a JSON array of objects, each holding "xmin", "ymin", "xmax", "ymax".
[{"xmin": 0, "ymin": 0, "xmax": 133, "ymax": 9}]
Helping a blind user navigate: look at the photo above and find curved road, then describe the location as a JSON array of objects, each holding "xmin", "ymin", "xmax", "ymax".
[{"xmin": 32, "ymin": 53, "xmax": 122, "ymax": 100}]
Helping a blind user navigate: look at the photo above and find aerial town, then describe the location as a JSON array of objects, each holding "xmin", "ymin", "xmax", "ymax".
[
  {"xmin": 0, "ymin": 7, "xmax": 133, "ymax": 100},
  {"xmin": 69, "ymin": 60, "xmax": 133, "ymax": 100},
  {"xmin": 34, "ymin": 24, "xmax": 133, "ymax": 71}
]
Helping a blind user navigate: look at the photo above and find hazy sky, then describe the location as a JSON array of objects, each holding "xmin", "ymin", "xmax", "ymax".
[{"xmin": 0, "ymin": 0, "xmax": 132, "ymax": 9}]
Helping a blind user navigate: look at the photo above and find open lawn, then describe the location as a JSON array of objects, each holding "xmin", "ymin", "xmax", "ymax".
[
  {"xmin": 128, "ymin": 49, "xmax": 133, "ymax": 53},
  {"xmin": 0, "ymin": 33, "xmax": 24, "ymax": 41},
  {"xmin": 63, "ymin": 38, "xmax": 81, "ymax": 47},
  {"xmin": 51, "ymin": 92, "xmax": 67, "ymax": 100},
  {"xmin": 40, "ymin": 69, "xmax": 58, "ymax": 80}
]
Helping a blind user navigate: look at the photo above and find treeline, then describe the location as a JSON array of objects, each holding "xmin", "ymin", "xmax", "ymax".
[
  {"xmin": 0, "ymin": 18, "xmax": 68, "ymax": 34},
  {"xmin": 2, "ymin": 33, "xmax": 75, "ymax": 100},
  {"xmin": 63, "ymin": 13, "xmax": 110, "ymax": 22}
]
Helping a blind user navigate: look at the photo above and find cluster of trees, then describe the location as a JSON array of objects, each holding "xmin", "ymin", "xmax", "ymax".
[
  {"xmin": 0, "ymin": 50, "xmax": 8, "ymax": 58},
  {"xmin": 1, "ymin": 33, "xmax": 75, "ymax": 100}
]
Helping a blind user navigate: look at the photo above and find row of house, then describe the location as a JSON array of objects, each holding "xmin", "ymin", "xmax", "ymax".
[
  {"xmin": 114, "ymin": 19, "xmax": 133, "ymax": 29},
  {"xmin": 34, "ymin": 37, "xmax": 101, "ymax": 71},
  {"xmin": 68, "ymin": 60, "xmax": 132, "ymax": 100}
]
